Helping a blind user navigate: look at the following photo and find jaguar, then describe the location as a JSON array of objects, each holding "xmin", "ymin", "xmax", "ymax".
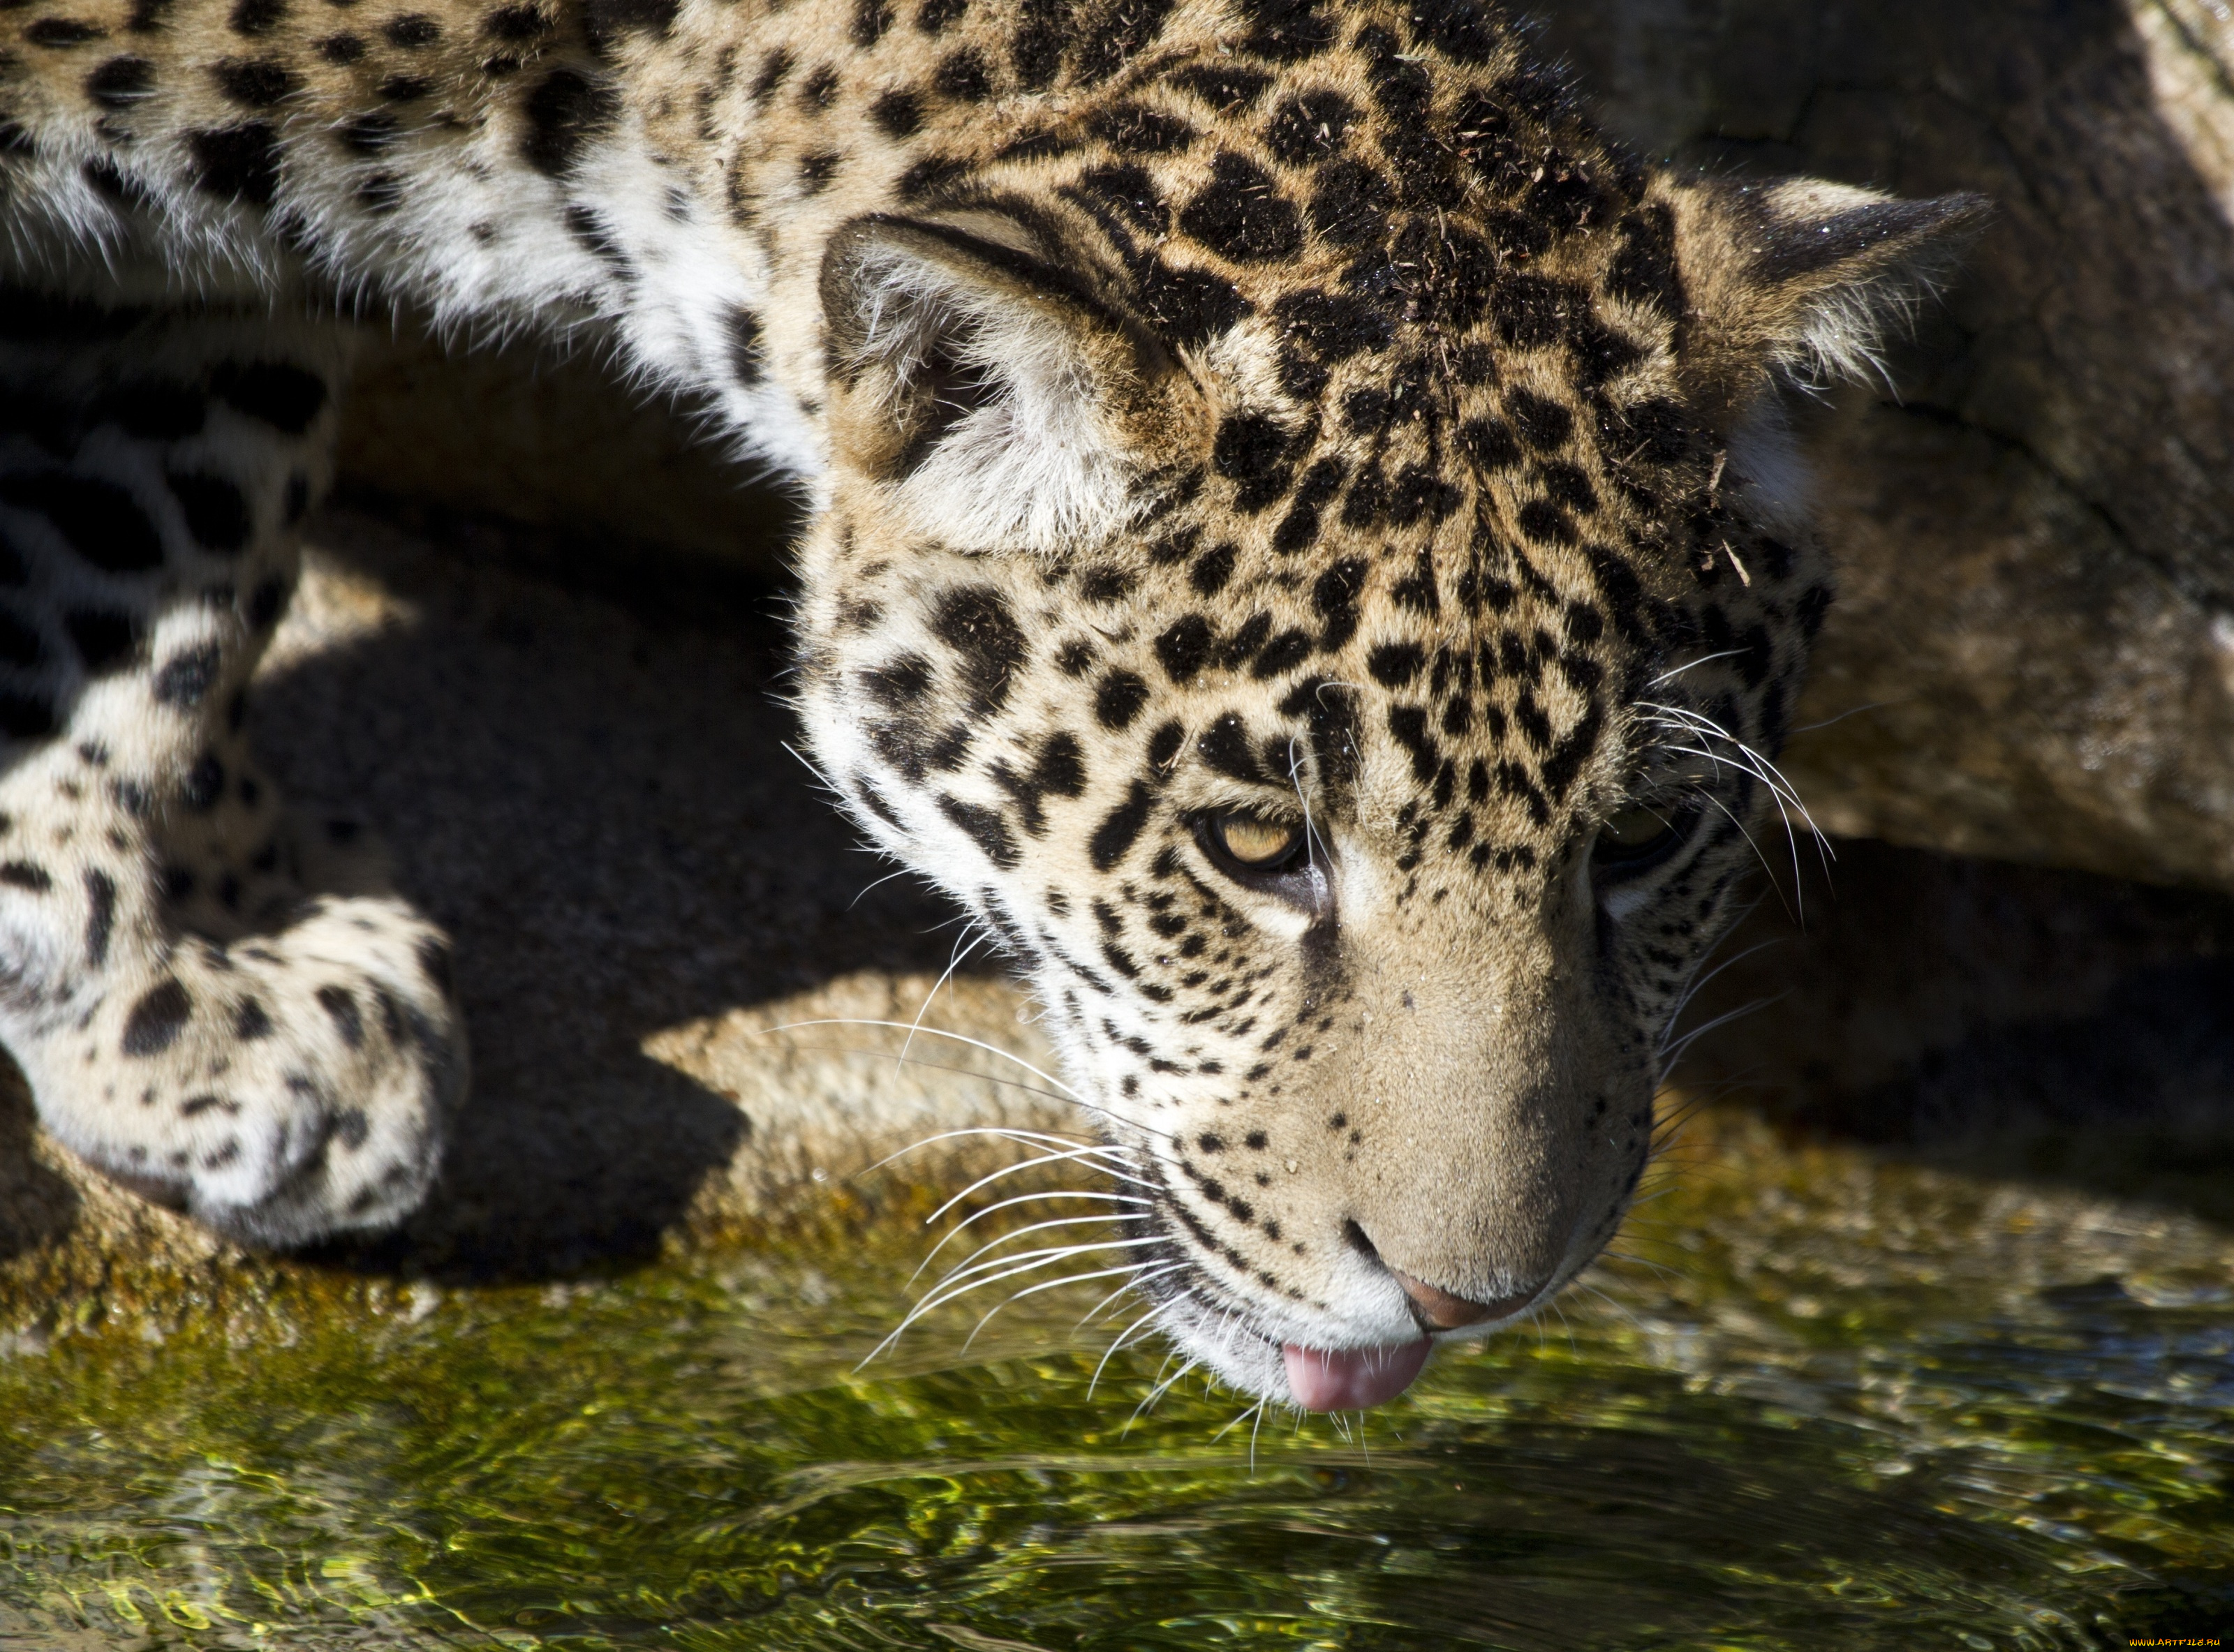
[{"xmin": 0, "ymin": 0, "xmax": 1980, "ymax": 1406}]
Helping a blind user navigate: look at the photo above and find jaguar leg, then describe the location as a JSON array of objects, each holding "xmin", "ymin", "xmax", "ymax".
[{"xmin": 0, "ymin": 292, "xmax": 465, "ymax": 1247}]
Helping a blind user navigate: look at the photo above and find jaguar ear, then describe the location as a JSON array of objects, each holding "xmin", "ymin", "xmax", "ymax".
[
  {"xmin": 1670, "ymin": 179, "xmax": 1990, "ymax": 417},
  {"xmin": 819, "ymin": 213, "xmax": 1196, "ymax": 554}
]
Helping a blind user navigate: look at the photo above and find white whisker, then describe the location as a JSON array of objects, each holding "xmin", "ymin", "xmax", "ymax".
[
  {"xmin": 1641, "ymin": 702, "xmax": 1814, "ymax": 818},
  {"xmin": 1123, "ymin": 1355, "xmax": 1200, "ymax": 1436},
  {"xmin": 779, "ymin": 739, "xmax": 843, "ymax": 796},
  {"xmin": 1681, "ymin": 745, "xmax": 1817, "ymax": 901},
  {"xmin": 1641, "ymin": 697, "xmax": 1833, "ymax": 890},
  {"xmin": 916, "ymin": 1210, "xmax": 1139, "ymax": 1288},
  {"xmin": 1285, "ymin": 734, "xmax": 1331, "ymax": 905},
  {"xmin": 761, "ymin": 1018, "xmax": 1092, "ymax": 1107},
  {"xmin": 913, "ymin": 1189, "xmax": 1149, "ymax": 1280},
  {"xmin": 1790, "ymin": 698, "xmax": 1901, "ymax": 736},
  {"xmin": 961, "ymin": 1258, "xmax": 1169, "ymax": 1350},
  {"xmin": 1656, "ymin": 939, "xmax": 1777, "ymax": 1052},
  {"xmin": 1690, "ymin": 790, "xmax": 1787, "ymax": 906},
  {"xmin": 1657, "ymin": 992, "xmax": 1782, "ymax": 1081},
  {"xmin": 902, "ymin": 926, "xmax": 989, "ymax": 1063},
  {"xmin": 1645, "ymin": 650, "xmax": 1746, "ymax": 687},
  {"xmin": 845, "ymin": 867, "xmax": 915, "ymax": 911},
  {"xmin": 864, "ymin": 1242, "xmax": 1162, "ymax": 1365},
  {"xmin": 1645, "ymin": 734, "xmax": 1812, "ymax": 835},
  {"xmin": 1211, "ymin": 1396, "xmax": 1268, "ymax": 1448},
  {"xmin": 924, "ymin": 1144, "xmax": 1157, "ymax": 1226},
  {"xmin": 1569, "ymin": 1279, "xmax": 1645, "ymax": 1332},
  {"xmin": 1550, "ymin": 1299, "xmax": 1578, "ymax": 1359},
  {"xmin": 1078, "ymin": 1264, "xmax": 1181, "ymax": 1334},
  {"xmin": 859, "ymin": 1126, "xmax": 1126, "ymax": 1185},
  {"xmin": 1088, "ymin": 1301, "xmax": 1171, "ymax": 1397},
  {"xmin": 1648, "ymin": 734, "xmax": 1808, "ymax": 824},
  {"xmin": 1599, "ymin": 1249, "xmax": 1680, "ymax": 1283},
  {"xmin": 915, "ymin": 1236, "xmax": 1164, "ymax": 1314},
  {"xmin": 829, "ymin": 1048, "xmax": 1118, "ymax": 1122}
]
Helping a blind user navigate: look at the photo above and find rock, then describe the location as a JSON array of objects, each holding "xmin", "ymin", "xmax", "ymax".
[
  {"xmin": 1527, "ymin": 0, "xmax": 2234, "ymax": 891},
  {"xmin": 1675, "ymin": 836, "xmax": 2234, "ymax": 1227},
  {"xmin": 337, "ymin": 327, "xmax": 802, "ymax": 572},
  {"xmin": 644, "ymin": 970, "xmax": 1067, "ymax": 1222}
]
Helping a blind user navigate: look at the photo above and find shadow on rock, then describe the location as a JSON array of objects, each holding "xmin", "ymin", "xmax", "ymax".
[
  {"xmin": 0, "ymin": 1066, "xmax": 80, "ymax": 1262},
  {"xmin": 253, "ymin": 507, "xmax": 970, "ymax": 1281},
  {"xmin": 1679, "ymin": 840, "xmax": 2234, "ymax": 1228}
]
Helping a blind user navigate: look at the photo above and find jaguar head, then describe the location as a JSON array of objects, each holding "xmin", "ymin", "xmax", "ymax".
[{"xmin": 794, "ymin": 143, "xmax": 1981, "ymax": 1406}]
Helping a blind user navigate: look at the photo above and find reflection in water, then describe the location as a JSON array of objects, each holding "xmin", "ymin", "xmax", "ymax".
[{"xmin": 0, "ymin": 1109, "xmax": 2227, "ymax": 1649}]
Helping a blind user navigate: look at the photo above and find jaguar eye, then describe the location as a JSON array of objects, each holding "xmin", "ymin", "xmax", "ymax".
[
  {"xmin": 1591, "ymin": 803, "xmax": 1692, "ymax": 873},
  {"xmin": 1205, "ymin": 811, "xmax": 1307, "ymax": 872}
]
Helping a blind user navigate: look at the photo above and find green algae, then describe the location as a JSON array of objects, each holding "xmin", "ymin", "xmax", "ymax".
[{"xmin": 0, "ymin": 1111, "xmax": 2228, "ymax": 1651}]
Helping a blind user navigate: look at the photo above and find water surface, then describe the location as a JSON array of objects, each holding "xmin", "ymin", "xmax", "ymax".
[{"xmin": 1, "ymin": 1110, "xmax": 2227, "ymax": 1649}]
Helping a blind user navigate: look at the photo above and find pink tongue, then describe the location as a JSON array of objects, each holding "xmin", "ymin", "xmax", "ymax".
[{"xmin": 1282, "ymin": 1339, "xmax": 1432, "ymax": 1411}]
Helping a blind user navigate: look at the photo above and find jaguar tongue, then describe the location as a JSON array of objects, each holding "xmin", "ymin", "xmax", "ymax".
[{"xmin": 1282, "ymin": 1339, "xmax": 1433, "ymax": 1411}]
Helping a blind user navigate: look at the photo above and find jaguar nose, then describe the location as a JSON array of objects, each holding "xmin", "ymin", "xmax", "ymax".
[
  {"xmin": 1389, "ymin": 1267, "xmax": 1539, "ymax": 1331},
  {"xmin": 1342, "ymin": 1220, "xmax": 1548, "ymax": 1331}
]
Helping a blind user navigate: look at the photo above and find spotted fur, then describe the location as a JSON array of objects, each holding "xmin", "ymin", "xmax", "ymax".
[{"xmin": 0, "ymin": 0, "xmax": 1978, "ymax": 1391}]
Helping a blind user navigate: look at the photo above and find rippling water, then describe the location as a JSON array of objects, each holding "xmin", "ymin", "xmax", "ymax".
[{"xmin": 1, "ymin": 1110, "xmax": 2228, "ymax": 1649}]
